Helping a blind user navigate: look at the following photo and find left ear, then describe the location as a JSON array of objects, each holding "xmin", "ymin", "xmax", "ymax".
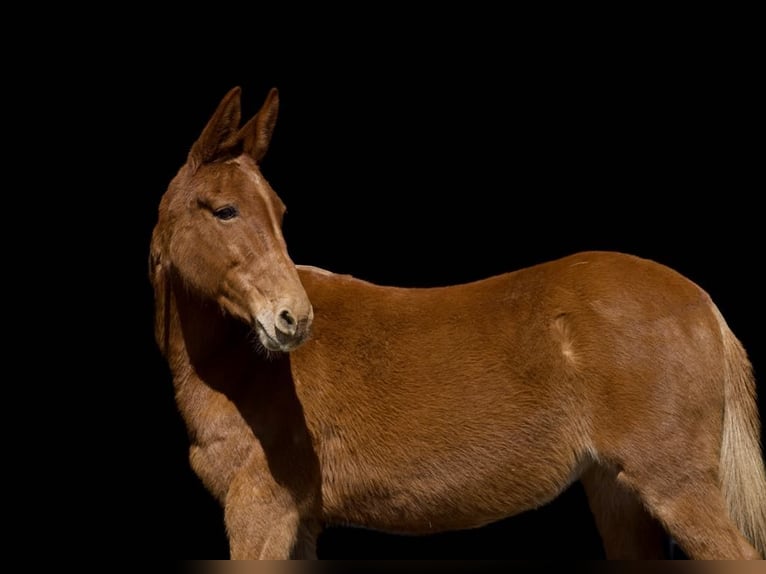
[{"xmin": 238, "ymin": 87, "xmax": 279, "ymax": 164}]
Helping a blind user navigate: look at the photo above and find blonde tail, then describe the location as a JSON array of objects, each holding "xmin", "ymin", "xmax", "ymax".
[{"xmin": 716, "ymin": 305, "xmax": 766, "ymax": 556}]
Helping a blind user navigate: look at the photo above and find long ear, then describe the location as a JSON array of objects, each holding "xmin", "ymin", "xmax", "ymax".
[
  {"xmin": 238, "ymin": 87, "xmax": 279, "ymax": 164},
  {"xmin": 188, "ymin": 86, "xmax": 243, "ymax": 168},
  {"xmin": 148, "ymin": 227, "xmax": 171, "ymax": 357}
]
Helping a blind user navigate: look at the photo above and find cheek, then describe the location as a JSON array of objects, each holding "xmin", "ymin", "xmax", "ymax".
[{"xmin": 170, "ymin": 228, "xmax": 223, "ymax": 288}]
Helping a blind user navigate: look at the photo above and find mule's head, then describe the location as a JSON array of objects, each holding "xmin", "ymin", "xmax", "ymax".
[{"xmin": 150, "ymin": 86, "xmax": 313, "ymax": 352}]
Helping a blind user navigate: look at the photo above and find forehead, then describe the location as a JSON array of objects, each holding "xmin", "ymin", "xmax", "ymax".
[{"xmin": 169, "ymin": 157, "xmax": 285, "ymax": 211}]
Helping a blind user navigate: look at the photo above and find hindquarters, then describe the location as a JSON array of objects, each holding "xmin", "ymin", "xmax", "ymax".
[{"xmin": 576, "ymin": 289, "xmax": 763, "ymax": 559}]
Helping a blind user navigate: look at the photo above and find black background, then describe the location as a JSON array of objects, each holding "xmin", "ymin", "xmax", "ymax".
[{"xmin": 85, "ymin": 13, "xmax": 763, "ymax": 560}]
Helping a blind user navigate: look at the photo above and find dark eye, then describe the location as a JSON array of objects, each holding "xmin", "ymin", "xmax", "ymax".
[{"xmin": 213, "ymin": 206, "xmax": 238, "ymax": 221}]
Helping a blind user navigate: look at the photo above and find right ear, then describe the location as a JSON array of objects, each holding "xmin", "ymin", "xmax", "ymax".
[
  {"xmin": 188, "ymin": 86, "xmax": 243, "ymax": 169},
  {"xmin": 238, "ymin": 87, "xmax": 279, "ymax": 164},
  {"xmin": 148, "ymin": 226, "xmax": 170, "ymax": 357}
]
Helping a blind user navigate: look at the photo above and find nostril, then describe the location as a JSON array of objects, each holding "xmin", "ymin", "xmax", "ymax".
[
  {"xmin": 279, "ymin": 309, "xmax": 295, "ymax": 327},
  {"xmin": 276, "ymin": 309, "xmax": 298, "ymax": 337},
  {"xmin": 274, "ymin": 307, "xmax": 311, "ymax": 346}
]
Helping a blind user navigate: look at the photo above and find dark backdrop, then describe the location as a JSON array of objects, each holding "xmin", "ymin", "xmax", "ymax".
[{"xmin": 110, "ymin": 24, "xmax": 762, "ymax": 560}]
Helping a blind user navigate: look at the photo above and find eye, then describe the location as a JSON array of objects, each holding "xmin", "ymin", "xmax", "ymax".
[{"xmin": 213, "ymin": 206, "xmax": 239, "ymax": 221}]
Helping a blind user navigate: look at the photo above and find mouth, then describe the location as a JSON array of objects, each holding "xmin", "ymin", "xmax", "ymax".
[{"xmin": 254, "ymin": 320, "xmax": 299, "ymax": 353}]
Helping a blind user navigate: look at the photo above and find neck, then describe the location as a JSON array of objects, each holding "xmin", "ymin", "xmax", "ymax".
[{"xmin": 152, "ymin": 269, "xmax": 321, "ymax": 507}]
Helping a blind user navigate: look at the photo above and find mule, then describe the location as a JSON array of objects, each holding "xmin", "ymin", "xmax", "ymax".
[{"xmin": 149, "ymin": 86, "xmax": 766, "ymax": 559}]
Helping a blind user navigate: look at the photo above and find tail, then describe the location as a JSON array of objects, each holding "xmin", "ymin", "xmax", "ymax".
[{"xmin": 715, "ymin": 305, "xmax": 766, "ymax": 556}]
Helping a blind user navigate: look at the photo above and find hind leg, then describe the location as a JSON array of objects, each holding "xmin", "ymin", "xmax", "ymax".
[
  {"xmin": 580, "ymin": 465, "xmax": 667, "ymax": 559},
  {"xmin": 615, "ymin": 468, "xmax": 760, "ymax": 560}
]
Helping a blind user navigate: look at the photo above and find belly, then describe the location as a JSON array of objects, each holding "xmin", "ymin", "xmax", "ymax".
[{"xmin": 319, "ymin": 419, "xmax": 586, "ymax": 534}]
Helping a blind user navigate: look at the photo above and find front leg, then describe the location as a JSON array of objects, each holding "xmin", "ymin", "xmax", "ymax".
[{"xmin": 224, "ymin": 461, "xmax": 320, "ymax": 559}]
